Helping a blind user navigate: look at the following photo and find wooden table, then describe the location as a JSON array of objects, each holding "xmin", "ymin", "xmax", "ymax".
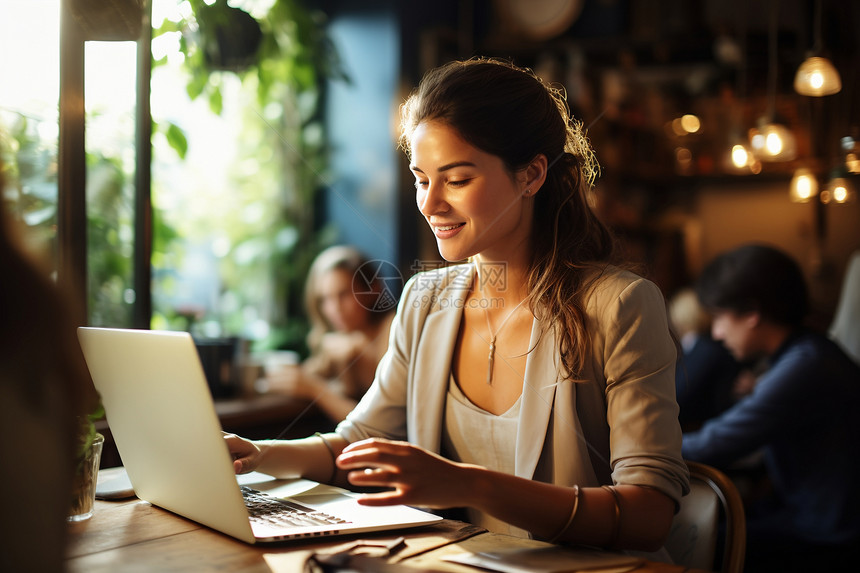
[{"xmin": 66, "ymin": 497, "xmax": 707, "ymax": 572}]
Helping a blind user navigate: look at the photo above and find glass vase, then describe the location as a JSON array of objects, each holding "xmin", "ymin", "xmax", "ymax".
[{"xmin": 68, "ymin": 432, "xmax": 104, "ymax": 522}]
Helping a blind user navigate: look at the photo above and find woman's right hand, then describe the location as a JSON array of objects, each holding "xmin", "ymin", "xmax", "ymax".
[{"xmin": 223, "ymin": 432, "xmax": 261, "ymax": 474}]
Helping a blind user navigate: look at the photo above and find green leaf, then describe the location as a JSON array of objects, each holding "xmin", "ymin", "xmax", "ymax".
[
  {"xmin": 208, "ymin": 87, "xmax": 223, "ymax": 115},
  {"xmin": 186, "ymin": 70, "xmax": 208, "ymax": 100},
  {"xmin": 165, "ymin": 123, "xmax": 188, "ymax": 159}
]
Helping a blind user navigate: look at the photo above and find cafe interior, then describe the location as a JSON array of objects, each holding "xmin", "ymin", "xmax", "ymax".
[{"xmin": 2, "ymin": 0, "xmax": 859, "ymax": 571}]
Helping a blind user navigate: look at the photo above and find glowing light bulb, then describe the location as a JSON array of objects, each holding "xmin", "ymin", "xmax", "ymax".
[
  {"xmin": 731, "ymin": 145, "xmax": 749, "ymax": 169},
  {"xmin": 790, "ymin": 168, "xmax": 818, "ymax": 203},
  {"xmin": 794, "ymin": 57, "xmax": 842, "ymax": 96},
  {"xmin": 766, "ymin": 132, "xmax": 783, "ymax": 155},
  {"xmin": 810, "ymin": 71, "xmax": 824, "ymax": 90},
  {"xmin": 834, "ymin": 185, "xmax": 848, "ymax": 203},
  {"xmin": 797, "ymin": 179, "xmax": 813, "ymax": 200},
  {"xmin": 825, "ymin": 176, "xmax": 855, "ymax": 204},
  {"xmin": 681, "ymin": 114, "xmax": 701, "ymax": 134},
  {"xmin": 750, "ymin": 122, "xmax": 796, "ymax": 162},
  {"xmin": 750, "ymin": 133, "xmax": 764, "ymax": 152}
]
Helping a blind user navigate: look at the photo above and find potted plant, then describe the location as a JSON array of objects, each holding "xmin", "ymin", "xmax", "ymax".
[{"xmin": 68, "ymin": 405, "xmax": 105, "ymax": 522}]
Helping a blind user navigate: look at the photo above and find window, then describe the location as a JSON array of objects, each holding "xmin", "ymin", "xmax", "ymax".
[
  {"xmin": 84, "ymin": 41, "xmax": 139, "ymax": 326},
  {"xmin": 1, "ymin": 0, "xmax": 141, "ymax": 327},
  {"xmin": 2, "ymin": 0, "xmax": 339, "ymax": 355},
  {"xmin": 0, "ymin": 1, "xmax": 62, "ymax": 274}
]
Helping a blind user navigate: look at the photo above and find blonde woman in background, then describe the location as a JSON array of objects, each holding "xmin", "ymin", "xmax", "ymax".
[{"xmin": 266, "ymin": 245, "xmax": 394, "ymax": 423}]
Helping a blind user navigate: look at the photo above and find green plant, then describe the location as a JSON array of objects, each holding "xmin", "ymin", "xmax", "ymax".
[
  {"xmin": 69, "ymin": 403, "xmax": 106, "ymax": 519},
  {"xmin": 75, "ymin": 403, "xmax": 105, "ymax": 469},
  {"xmin": 151, "ymin": 0, "xmax": 349, "ymax": 352}
]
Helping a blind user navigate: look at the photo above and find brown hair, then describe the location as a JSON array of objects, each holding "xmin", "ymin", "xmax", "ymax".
[
  {"xmin": 399, "ymin": 58, "xmax": 616, "ymax": 379},
  {"xmin": 696, "ymin": 243, "xmax": 809, "ymax": 327}
]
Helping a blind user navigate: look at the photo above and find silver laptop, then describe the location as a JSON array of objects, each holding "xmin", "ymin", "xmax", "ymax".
[{"xmin": 77, "ymin": 327, "xmax": 441, "ymax": 544}]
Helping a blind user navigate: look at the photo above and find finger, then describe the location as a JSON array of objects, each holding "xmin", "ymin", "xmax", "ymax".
[
  {"xmin": 340, "ymin": 436, "xmax": 412, "ymax": 455},
  {"xmin": 347, "ymin": 467, "xmax": 396, "ymax": 487},
  {"xmin": 223, "ymin": 434, "xmax": 247, "ymax": 453},
  {"xmin": 355, "ymin": 489, "xmax": 406, "ymax": 506},
  {"xmin": 340, "ymin": 437, "xmax": 386, "ymax": 454},
  {"xmin": 338, "ymin": 438, "xmax": 412, "ymax": 466},
  {"xmin": 337, "ymin": 449, "xmax": 403, "ymax": 473},
  {"xmin": 233, "ymin": 455, "xmax": 255, "ymax": 474}
]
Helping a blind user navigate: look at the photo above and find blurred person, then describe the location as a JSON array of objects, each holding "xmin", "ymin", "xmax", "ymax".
[
  {"xmin": 682, "ymin": 243, "xmax": 860, "ymax": 571},
  {"xmin": 0, "ymin": 156, "xmax": 99, "ymax": 570},
  {"xmin": 668, "ymin": 287, "xmax": 742, "ymax": 429},
  {"xmin": 265, "ymin": 245, "xmax": 394, "ymax": 424},
  {"xmin": 225, "ymin": 58, "xmax": 689, "ymax": 555}
]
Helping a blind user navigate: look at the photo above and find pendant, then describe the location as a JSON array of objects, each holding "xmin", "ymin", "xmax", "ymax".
[{"xmin": 487, "ymin": 338, "xmax": 496, "ymax": 385}]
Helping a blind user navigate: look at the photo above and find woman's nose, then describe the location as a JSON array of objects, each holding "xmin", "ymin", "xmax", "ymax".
[{"xmin": 417, "ymin": 182, "xmax": 448, "ymax": 217}]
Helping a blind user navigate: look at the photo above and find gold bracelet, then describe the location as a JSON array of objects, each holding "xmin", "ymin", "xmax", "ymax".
[
  {"xmin": 548, "ymin": 485, "xmax": 580, "ymax": 543},
  {"xmin": 314, "ymin": 432, "xmax": 337, "ymax": 484},
  {"xmin": 602, "ymin": 485, "xmax": 622, "ymax": 549}
]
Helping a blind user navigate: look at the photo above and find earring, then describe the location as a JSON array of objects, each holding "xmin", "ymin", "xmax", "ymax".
[{"xmin": 523, "ymin": 189, "xmax": 532, "ymax": 197}]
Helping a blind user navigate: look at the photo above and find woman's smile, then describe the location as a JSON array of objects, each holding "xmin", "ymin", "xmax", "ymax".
[{"xmin": 433, "ymin": 222, "xmax": 465, "ymax": 238}]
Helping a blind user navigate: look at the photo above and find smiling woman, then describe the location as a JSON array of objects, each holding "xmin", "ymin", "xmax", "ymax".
[{"xmin": 224, "ymin": 57, "xmax": 689, "ymax": 556}]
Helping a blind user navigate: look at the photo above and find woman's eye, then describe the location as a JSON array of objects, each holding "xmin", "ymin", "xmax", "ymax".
[
  {"xmin": 448, "ymin": 179, "xmax": 471, "ymax": 188},
  {"xmin": 413, "ymin": 180, "xmax": 428, "ymax": 189}
]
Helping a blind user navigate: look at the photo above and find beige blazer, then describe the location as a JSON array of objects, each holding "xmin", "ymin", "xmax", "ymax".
[{"xmin": 336, "ymin": 263, "xmax": 689, "ymax": 506}]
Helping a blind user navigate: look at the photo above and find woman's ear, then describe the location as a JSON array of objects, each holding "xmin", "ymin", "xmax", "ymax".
[{"xmin": 521, "ymin": 154, "xmax": 548, "ymax": 196}]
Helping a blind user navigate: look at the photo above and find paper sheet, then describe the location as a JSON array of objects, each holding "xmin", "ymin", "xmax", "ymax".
[{"xmin": 442, "ymin": 546, "xmax": 644, "ymax": 573}]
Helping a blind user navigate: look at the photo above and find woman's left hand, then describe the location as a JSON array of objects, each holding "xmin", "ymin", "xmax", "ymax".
[{"xmin": 336, "ymin": 438, "xmax": 471, "ymax": 509}]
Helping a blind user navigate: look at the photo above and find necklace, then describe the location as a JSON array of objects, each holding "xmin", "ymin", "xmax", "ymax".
[{"xmin": 483, "ymin": 296, "xmax": 529, "ymax": 385}]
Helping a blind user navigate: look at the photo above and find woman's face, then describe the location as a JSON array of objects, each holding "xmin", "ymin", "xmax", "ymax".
[
  {"xmin": 409, "ymin": 120, "xmax": 534, "ymax": 263},
  {"xmin": 318, "ymin": 268, "xmax": 368, "ymax": 333}
]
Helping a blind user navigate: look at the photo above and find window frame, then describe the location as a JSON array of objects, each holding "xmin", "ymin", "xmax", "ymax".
[{"xmin": 58, "ymin": 0, "xmax": 152, "ymax": 328}]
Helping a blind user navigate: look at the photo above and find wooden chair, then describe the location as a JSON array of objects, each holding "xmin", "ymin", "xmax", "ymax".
[{"xmin": 664, "ymin": 461, "xmax": 746, "ymax": 573}]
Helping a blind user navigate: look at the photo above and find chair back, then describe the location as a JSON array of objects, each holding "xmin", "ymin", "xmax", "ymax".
[
  {"xmin": 664, "ymin": 461, "xmax": 746, "ymax": 573},
  {"xmin": 830, "ymin": 250, "xmax": 860, "ymax": 364}
]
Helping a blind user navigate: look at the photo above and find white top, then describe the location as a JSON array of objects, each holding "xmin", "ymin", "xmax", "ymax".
[{"xmin": 442, "ymin": 373, "xmax": 528, "ymax": 537}]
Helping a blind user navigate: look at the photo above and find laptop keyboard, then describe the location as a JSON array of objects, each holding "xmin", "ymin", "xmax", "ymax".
[{"xmin": 241, "ymin": 486, "xmax": 350, "ymax": 528}]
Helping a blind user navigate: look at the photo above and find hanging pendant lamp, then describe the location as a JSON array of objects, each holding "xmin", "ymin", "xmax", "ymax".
[
  {"xmin": 751, "ymin": 0, "xmax": 796, "ymax": 162},
  {"xmin": 795, "ymin": 56, "xmax": 842, "ymax": 96},
  {"xmin": 793, "ymin": 0, "xmax": 841, "ymax": 97}
]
